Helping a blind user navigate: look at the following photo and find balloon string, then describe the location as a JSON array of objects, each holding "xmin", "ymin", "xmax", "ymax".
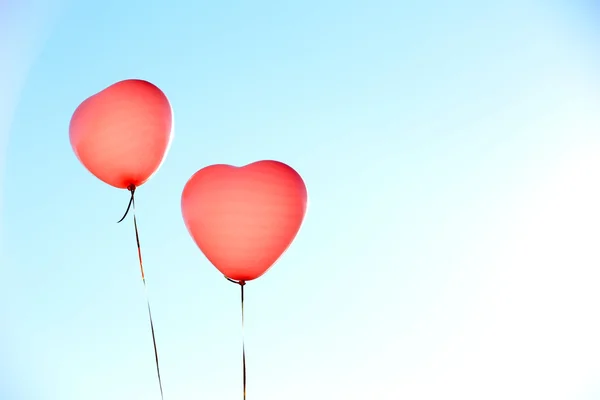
[
  {"xmin": 120, "ymin": 185, "xmax": 165, "ymax": 400},
  {"xmin": 226, "ymin": 277, "xmax": 246, "ymax": 400}
]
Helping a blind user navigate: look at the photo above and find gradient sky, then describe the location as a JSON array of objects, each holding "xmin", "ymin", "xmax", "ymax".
[{"xmin": 2, "ymin": 1, "xmax": 600, "ymax": 399}]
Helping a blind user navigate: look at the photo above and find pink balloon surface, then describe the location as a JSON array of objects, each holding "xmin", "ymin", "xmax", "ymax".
[{"xmin": 181, "ymin": 160, "xmax": 308, "ymax": 282}]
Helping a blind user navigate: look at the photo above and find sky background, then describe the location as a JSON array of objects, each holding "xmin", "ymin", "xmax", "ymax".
[{"xmin": 2, "ymin": 0, "xmax": 600, "ymax": 399}]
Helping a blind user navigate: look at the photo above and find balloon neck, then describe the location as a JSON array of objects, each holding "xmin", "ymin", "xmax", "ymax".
[
  {"xmin": 127, "ymin": 184, "xmax": 136, "ymax": 193},
  {"xmin": 225, "ymin": 276, "xmax": 246, "ymax": 286}
]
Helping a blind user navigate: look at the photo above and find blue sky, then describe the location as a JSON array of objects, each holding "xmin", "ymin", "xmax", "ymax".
[{"xmin": 2, "ymin": 0, "xmax": 600, "ymax": 399}]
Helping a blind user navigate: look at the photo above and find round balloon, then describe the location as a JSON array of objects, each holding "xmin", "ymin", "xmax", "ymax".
[
  {"xmin": 181, "ymin": 160, "xmax": 308, "ymax": 282},
  {"xmin": 69, "ymin": 79, "xmax": 173, "ymax": 189}
]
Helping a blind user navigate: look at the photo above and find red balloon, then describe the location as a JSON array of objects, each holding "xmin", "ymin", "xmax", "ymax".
[
  {"xmin": 69, "ymin": 79, "xmax": 173, "ymax": 189},
  {"xmin": 181, "ymin": 160, "xmax": 308, "ymax": 282}
]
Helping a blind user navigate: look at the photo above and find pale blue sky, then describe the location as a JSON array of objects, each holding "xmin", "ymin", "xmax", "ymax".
[{"xmin": 2, "ymin": 1, "xmax": 600, "ymax": 399}]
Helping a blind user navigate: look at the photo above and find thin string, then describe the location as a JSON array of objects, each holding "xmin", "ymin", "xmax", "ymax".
[
  {"xmin": 119, "ymin": 185, "xmax": 164, "ymax": 400},
  {"xmin": 226, "ymin": 276, "xmax": 247, "ymax": 400}
]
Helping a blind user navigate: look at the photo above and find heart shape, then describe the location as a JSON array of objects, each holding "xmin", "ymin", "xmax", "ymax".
[
  {"xmin": 181, "ymin": 160, "xmax": 308, "ymax": 282},
  {"xmin": 69, "ymin": 79, "xmax": 173, "ymax": 189}
]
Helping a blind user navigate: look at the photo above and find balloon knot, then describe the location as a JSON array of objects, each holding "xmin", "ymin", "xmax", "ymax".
[
  {"xmin": 225, "ymin": 276, "xmax": 246, "ymax": 286},
  {"xmin": 117, "ymin": 185, "xmax": 137, "ymax": 223}
]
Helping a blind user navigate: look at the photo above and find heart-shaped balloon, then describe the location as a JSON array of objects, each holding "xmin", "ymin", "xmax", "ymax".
[
  {"xmin": 69, "ymin": 79, "xmax": 173, "ymax": 189},
  {"xmin": 181, "ymin": 160, "xmax": 308, "ymax": 282}
]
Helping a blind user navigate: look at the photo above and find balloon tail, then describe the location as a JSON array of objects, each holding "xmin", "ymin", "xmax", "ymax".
[
  {"xmin": 125, "ymin": 186, "xmax": 165, "ymax": 400},
  {"xmin": 117, "ymin": 184, "xmax": 136, "ymax": 223},
  {"xmin": 226, "ymin": 277, "xmax": 247, "ymax": 400}
]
